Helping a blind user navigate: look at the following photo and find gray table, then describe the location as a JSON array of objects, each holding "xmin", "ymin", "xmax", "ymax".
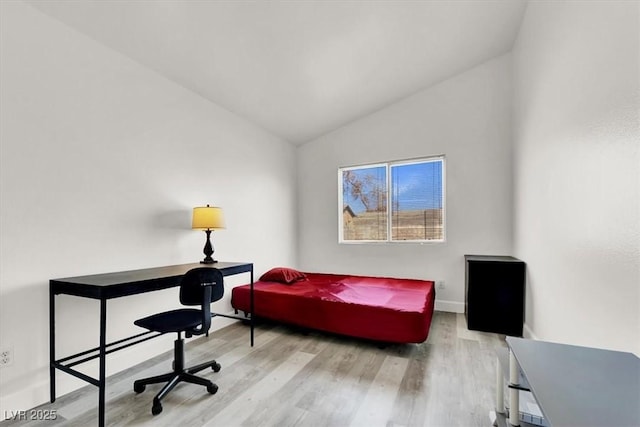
[{"xmin": 498, "ymin": 337, "xmax": 640, "ymax": 427}]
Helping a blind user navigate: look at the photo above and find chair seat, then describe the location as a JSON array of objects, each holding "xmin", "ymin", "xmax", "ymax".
[{"xmin": 134, "ymin": 309, "xmax": 202, "ymax": 333}]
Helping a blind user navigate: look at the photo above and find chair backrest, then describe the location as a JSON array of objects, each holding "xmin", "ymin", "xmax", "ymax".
[{"xmin": 179, "ymin": 267, "xmax": 224, "ymax": 335}]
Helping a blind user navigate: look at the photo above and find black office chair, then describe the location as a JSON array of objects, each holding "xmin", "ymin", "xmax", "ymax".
[{"xmin": 133, "ymin": 267, "xmax": 223, "ymax": 415}]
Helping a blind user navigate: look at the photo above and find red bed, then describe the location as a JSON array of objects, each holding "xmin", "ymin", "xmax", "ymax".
[{"xmin": 231, "ymin": 270, "xmax": 435, "ymax": 344}]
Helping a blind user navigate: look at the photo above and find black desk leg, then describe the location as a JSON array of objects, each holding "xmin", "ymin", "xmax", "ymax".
[
  {"xmin": 250, "ymin": 270, "xmax": 254, "ymax": 347},
  {"xmin": 98, "ymin": 299, "xmax": 107, "ymax": 427},
  {"xmin": 49, "ymin": 290, "xmax": 56, "ymax": 403}
]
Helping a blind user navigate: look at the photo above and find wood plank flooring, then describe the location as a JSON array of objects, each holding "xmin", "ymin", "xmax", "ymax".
[{"xmin": 2, "ymin": 312, "xmax": 506, "ymax": 426}]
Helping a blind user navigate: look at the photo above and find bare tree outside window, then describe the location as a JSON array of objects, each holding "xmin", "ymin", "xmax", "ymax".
[{"xmin": 341, "ymin": 165, "xmax": 387, "ymax": 240}]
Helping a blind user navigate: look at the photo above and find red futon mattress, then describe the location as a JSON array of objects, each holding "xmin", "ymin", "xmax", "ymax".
[{"xmin": 231, "ymin": 272, "xmax": 435, "ymax": 344}]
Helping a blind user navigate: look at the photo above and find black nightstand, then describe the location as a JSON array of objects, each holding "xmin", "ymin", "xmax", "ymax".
[{"xmin": 464, "ymin": 255, "xmax": 525, "ymax": 336}]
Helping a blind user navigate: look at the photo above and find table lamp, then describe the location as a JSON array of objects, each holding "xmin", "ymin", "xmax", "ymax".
[{"xmin": 192, "ymin": 205, "xmax": 225, "ymax": 264}]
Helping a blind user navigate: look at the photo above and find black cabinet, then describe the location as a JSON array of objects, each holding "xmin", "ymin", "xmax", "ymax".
[{"xmin": 465, "ymin": 255, "xmax": 525, "ymax": 336}]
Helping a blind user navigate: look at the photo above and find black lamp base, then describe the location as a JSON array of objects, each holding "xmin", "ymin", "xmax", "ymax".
[{"xmin": 200, "ymin": 229, "xmax": 217, "ymax": 264}]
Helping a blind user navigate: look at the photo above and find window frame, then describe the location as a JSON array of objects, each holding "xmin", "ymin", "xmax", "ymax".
[{"xmin": 338, "ymin": 155, "xmax": 446, "ymax": 244}]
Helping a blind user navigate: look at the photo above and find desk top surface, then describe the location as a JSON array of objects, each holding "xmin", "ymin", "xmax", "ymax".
[
  {"xmin": 506, "ymin": 337, "xmax": 640, "ymax": 427},
  {"xmin": 50, "ymin": 262, "xmax": 253, "ymax": 299}
]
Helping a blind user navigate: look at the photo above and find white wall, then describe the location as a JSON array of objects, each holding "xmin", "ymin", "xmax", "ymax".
[
  {"xmin": 0, "ymin": 1, "xmax": 297, "ymax": 414},
  {"xmin": 297, "ymin": 55, "xmax": 513, "ymax": 312},
  {"xmin": 512, "ymin": 1, "xmax": 639, "ymax": 354}
]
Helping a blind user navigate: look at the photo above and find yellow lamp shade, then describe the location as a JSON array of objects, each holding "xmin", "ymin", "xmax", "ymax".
[{"xmin": 192, "ymin": 206, "xmax": 225, "ymax": 230}]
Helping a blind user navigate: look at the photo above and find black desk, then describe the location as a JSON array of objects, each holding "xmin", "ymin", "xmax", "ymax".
[{"xmin": 49, "ymin": 262, "xmax": 253, "ymax": 427}]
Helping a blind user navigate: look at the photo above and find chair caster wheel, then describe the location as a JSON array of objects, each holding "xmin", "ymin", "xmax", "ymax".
[
  {"xmin": 207, "ymin": 384, "xmax": 218, "ymax": 394},
  {"xmin": 212, "ymin": 362, "xmax": 221, "ymax": 372},
  {"xmin": 133, "ymin": 383, "xmax": 145, "ymax": 393},
  {"xmin": 152, "ymin": 402, "xmax": 163, "ymax": 415}
]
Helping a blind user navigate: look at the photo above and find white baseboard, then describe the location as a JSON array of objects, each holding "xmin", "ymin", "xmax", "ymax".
[{"xmin": 434, "ymin": 299, "xmax": 464, "ymax": 313}]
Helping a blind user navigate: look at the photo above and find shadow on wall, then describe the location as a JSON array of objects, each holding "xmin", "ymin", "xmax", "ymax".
[{"xmin": 151, "ymin": 209, "xmax": 191, "ymax": 231}]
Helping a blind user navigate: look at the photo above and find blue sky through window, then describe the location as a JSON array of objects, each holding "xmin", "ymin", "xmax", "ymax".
[
  {"xmin": 392, "ymin": 161, "xmax": 443, "ymax": 211},
  {"xmin": 342, "ymin": 160, "xmax": 443, "ymax": 215}
]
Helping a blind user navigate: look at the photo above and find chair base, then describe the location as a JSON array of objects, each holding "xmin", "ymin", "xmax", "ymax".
[{"xmin": 133, "ymin": 336, "xmax": 220, "ymax": 415}]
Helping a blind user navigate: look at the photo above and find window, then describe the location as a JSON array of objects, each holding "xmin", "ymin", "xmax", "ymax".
[{"xmin": 339, "ymin": 156, "xmax": 445, "ymax": 243}]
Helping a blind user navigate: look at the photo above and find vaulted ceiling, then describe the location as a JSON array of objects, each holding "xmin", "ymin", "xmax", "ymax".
[{"xmin": 25, "ymin": 0, "xmax": 527, "ymax": 145}]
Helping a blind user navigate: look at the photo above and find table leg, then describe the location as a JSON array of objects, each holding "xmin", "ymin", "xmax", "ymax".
[
  {"xmin": 496, "ymin": 356, "xmax": 504, "ymax": 414},
  {"xmin": 509, "ymin": 349, "xmax": 520, "ymax": 426},
  {"xmin": 250, "ymin": 269, "xmax": 254, "ymax": 347},
  {"xmin": 98, "ymin": 299, "xmax": 107, "ymax": 427},
  {"xmin": 49, "ymin": 289, "xmax": 56, "ymax": 403}
]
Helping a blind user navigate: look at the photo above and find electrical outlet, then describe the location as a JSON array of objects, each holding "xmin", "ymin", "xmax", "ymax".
[
  {"xmin": 0, "ymin": 347, "xmax": 13, "ymax": 367},
  {"xmin": 437, "ymin": 281, "xmax": 445, "ymax": 290}
]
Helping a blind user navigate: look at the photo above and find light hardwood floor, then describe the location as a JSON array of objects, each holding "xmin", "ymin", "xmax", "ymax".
[{"xmin": 3, "ymin": 312, "xmax": 506, "ymax": 427}]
